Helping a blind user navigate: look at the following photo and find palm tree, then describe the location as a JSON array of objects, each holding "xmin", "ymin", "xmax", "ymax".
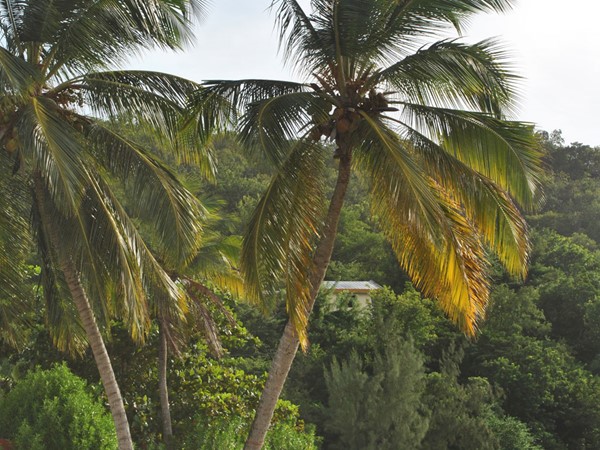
[
  {"xmin": 154, "ymin": 223, "xmax": 243, "ymax": 448},
  {"xmin": 0, "ymin": 1, "xmax": 208, "ymax": 448},
  {"xmin": 193, "ymin": 1, "xmax": 545, "ymax": 448}
]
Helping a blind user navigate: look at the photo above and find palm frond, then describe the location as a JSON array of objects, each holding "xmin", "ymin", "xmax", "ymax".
[
  {"xmin": 200, "ymin": 78, "xmax": 309, "ymax": 114},
  {"xmin": 42, "ymin": 0, "xmax": 204, "ymax": 76},
  {"xmin": 16, "ymin": 0, "xmax": 62, "ymax": 44},
  {"xmin": 321, "ymin": 0, "xmax": 388, "ymax": 66},
  {"xmin": 0, "ymin": 0, "xmax": 213, "ymax": 357},
  {"xmin": 370, "ymin": 174, "xmax": 490, "ymax": 335},
  {"xmin": 178, "ymin": 196, "xmax": 243, "ymax": 294},
  {"xmin": 31, "ymin": 191, "xmax": 89, "ymax": 355},
  {"xmin": 273, "ymin": 0, "xmax": 516, "ymax": 75},
  {"xmin": 181, "ymin": 276, "xmax": 235, "ymax": 358},
  {"xmin": 0, "ymin": 293, "xmax": 28, "ymax": 348},
  {"xmin": 0, "ymin": 0, "xmax": 25, "ymax": 53},
  {"xmin": 80, "ymin": 174, "xmax": 190, "ymax": 342},
  {"xmin": 17, "ymin": 97, "xmax": 87, "ymax": 214},
  {"xmin": 240, "ymin": 90, "xmax": 332, "ymax": 166},
  {"xmin": 32, "ymin": 164, "xmax": 188, "ymax": 345},
  {"xmin": 355, "ymin": 112, "xmax": 445, "ymax": 236},
  {"xmin": 354, "ymin": 114, "xmax": 498, "ymax": 333},
  {"xmin": 80, "ymin": 177, "xmax": 149, "ymax": 340},
  {"xmin": 119, "ymin": 0, "xmax": 203, "ymax": 48},
  {"xmin": 0, "ymin": 46, "xmax": 38, "ymax": 92},
  {"xmin": 379, "ymin": 39, "xmax": 520, "ymax": 117},
  {"xmin": 241, "ymin": 138, "xmax": 327, "ymax": 344},
  {"xmin": 373, "ymin": 0, "xmax": 516, "ymax": 62},
  {"xmin": 398, "ymin": 102, "xmax": 544, "ymax": 209},
  {"xmin": 401, "ymin": 126, "xmax": 530, "ymax": 278},
  {"xmin": 0, "ymin": 161, "xmax": 32, "ymax": 347},
  {"xmin": 274, "ymin": 0, "xmax": 384, "ymax": 75},
  {"xmin": 187, "ymin": 232, "xmax": 244, "ymax": 298},
  {"xmin": 271, "ymin": 0, "xmax": 329, "ymax": 74},
  {"xmin": 189, "ymin": 79, "xmax": 312, "ymax": 162},
  {"xmin": 84, "ymin": 121, "xmax": 206, "ymax": 267},
  {"xmin": 183, "ymin": 87, "xmax": 238, "ymax": 146},
  {"xmin": 68, "ymin": 71, "xmax": 200, "ymax": 152}
]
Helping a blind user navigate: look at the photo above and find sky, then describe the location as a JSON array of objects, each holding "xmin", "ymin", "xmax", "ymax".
[{"xmin": 130, "ymin": 0, "xmax": 600, "ymax": 146}]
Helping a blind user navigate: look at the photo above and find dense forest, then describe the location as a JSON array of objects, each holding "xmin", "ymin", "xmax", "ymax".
[{"xmin": 2, "ymin": 130, "xmax": 600, "ymax": 449}]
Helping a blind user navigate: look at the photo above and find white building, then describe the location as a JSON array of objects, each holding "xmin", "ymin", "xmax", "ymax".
[{"xmin": 321, "ymin": 280, "xmax": 382, "ymax": 310}]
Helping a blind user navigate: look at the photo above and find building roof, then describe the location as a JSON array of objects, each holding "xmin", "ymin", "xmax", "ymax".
[{"xmin": 322, "ymin": 280, "xmax": 382, "ymax": 293}]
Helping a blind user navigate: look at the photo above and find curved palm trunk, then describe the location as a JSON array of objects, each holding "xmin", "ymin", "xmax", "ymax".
[
  {"xmin": 34, "ymin": 177, "xmax": 134, "ymax": 450},
  {"xmin": 244, "ymin": 152, "xmax": 353, "ymax": 449},
  {"xmin": 158, "ymin": 319, "xmax": 174, "ymax": 449},
  {"xmin": 63, "ymin": 262, "xmax": 134, "ymax": 450}
]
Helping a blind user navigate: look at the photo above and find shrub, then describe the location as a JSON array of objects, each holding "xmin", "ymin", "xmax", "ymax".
[
  {"xmin": 179, "ymin": 416, "xmax": 318, "ymax": 450},
  {"xmin": 0, "ymin": 364, "xmax": 117, "ymax": 449}
]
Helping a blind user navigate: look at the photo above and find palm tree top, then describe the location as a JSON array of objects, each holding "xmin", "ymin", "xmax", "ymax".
[
  {"xmin": 272, "ymin": 0, "xmax": 515, "ymax": 76},
  {"xmin": 0, "ymin": 0, "xmax": 212, "ymax": 351},
  {"xmin": 0, "ymin": 0, "xmax": 207, "ymax": 67},
  {"xmin": 197, "ymin": 0, "xmax": 544, "ymax": 342}
]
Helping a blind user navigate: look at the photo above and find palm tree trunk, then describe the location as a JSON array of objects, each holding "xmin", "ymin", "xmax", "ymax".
[
  {"xmin": 158, "ymin": 319, "xmax": 174, "ymax": 449},
  {"xmin": 244, "ymin": 151, "xmax": 353, "ymax": 450},
  {"xmin": 63, "ymin": 262, "xmax": 134, "ymax": 450},
  {"xmin": 34, "ymin": 177, "xmax": 134, "ymax": 450}
]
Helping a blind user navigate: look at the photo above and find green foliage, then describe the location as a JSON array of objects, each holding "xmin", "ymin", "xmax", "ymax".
[
  {"xmin": 463, "ymin": 283, "xmax": 600, "ymax": 449},
  {"xmin": 280, "ymin": 287, "xmax": 443, "ymax": 445},
  {"xmin": 170, "ymin": 345, "xmax": 300, "ymax": 426},
  {"xmin": 0, "ymin": 364, "xmax": 117, "ymax": 449},
  {"xmin": 328, "ymin": 204, "xmax": 408, "ymax": 291},
  {"xmin": 479, "ymin": 339, "xmax": 600, "ymax": 449},
  {"xmin": 288, "ymin": 285, "xmax": 546, "ymax": 450},
  {"xmin": 485, "ymin": 414, "xmax": 542, "ymax": 450},
  {"xmin": 179, "ymin": 416, "xmax": 318, "ymax": 450},
  {"xmin": 482, "ymin": 285, "xmax": 550, "ymax": 339},
  {"xmin": 198, "ymin": 135, "xmax": 273, "ymax": 235},
  {"xmin": 531, "ymin": 137, "xmax": 600, "ymax": 241},
  {"xmin": 2, "ymin": 130, "xmax": 600, "ymax": 449},
  {"xmin": 527, "ymin": 229, "xmax": 600, "ymax": 361},
  {"xmin": 421, "ymin": 371, "xmax": 497, "ymax": 450},
  {"xmin": 324, "ymin": 340, "xmax": 429, "ymax": 450},
  {"xmin": 80, "ymin": 317, "xmax": 303, "ymax": 446},
  {"xmin": 368, "ymin": 286, "xmax": 446, "ymax": 350}
]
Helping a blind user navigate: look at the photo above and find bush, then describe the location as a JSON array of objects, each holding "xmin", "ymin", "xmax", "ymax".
[
  {"xmin": 485, "ymin": 413, "xmax": 542, "ymax": 450},
  {"xmin": 179, "ymin": 416, "xmax": 318, "ymax": 450},
  {"xmin": 0, "ymin": 364, "xmax": 117, "ymax": 449}
]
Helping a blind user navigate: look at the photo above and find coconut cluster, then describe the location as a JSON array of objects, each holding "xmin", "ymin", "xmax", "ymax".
[
  {"xmin": 0, "ymin": 98, "xmax": 19, "ymax": 154},
  {"xmin": 308, "ymin": 76, "xmax": 398, "ymax": 159}
]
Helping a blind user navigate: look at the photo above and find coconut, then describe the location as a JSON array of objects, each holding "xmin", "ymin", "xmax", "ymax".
[
  {"xmin": 5, "ymin": 138, "xmax": 18, "ymax": 153},
  {"xmin": 336, "ymin": 117, "xmax": 351, "ymax": 133}
]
